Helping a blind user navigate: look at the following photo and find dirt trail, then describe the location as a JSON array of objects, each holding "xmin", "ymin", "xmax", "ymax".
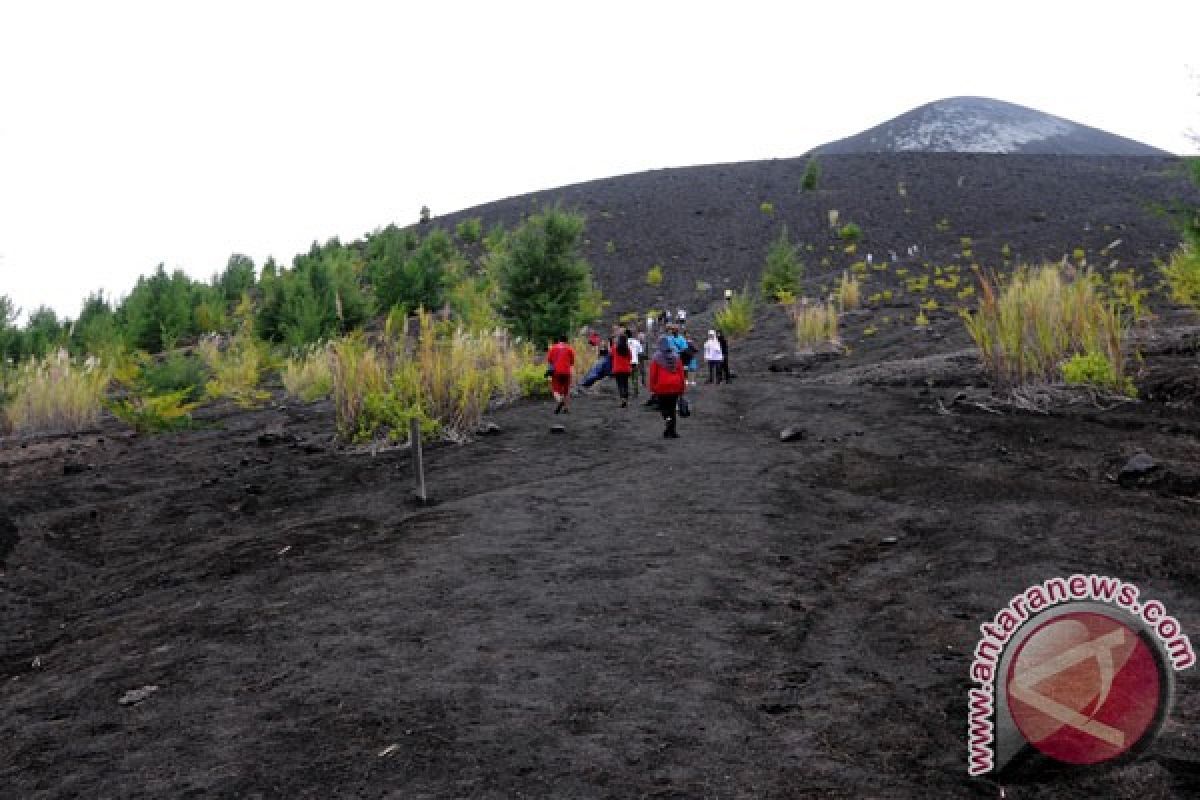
[{"xmin": 2, "ymin": 328, "xmax": 1199, "ymax": 797}]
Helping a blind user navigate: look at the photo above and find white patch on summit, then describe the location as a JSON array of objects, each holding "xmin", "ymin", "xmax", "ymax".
[{"xmin": 888, "ymin": 99, "xmax": 1072, "ymax": 153}]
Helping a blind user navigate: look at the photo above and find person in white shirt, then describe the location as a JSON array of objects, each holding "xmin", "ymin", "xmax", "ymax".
[
  {"xmin": 677, "ymin": 308, "xmax": 687, "ymax": 324},
  {"xmin": 703, "ymin": 330, "xmax": 724, "ymax": 384},
  {"xmin": 627, "ymin": 328, "xmax": 644, "ymax": 397}
]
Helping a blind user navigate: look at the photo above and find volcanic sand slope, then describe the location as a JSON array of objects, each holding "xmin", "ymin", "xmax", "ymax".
[
  {"xmin": 430, "ymin": 153, "xmax": 1197, "ymax": 324},
  {"xmin": 2, "ymin": 304, "xmax": 1198, "ymax": 797}
]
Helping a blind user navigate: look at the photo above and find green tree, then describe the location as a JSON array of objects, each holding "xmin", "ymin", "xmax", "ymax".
[
  {"xmin": 761, "ymin": 226, "xmax": 802, "ymax": 300},
  {"xmin": 494, "ymin": 206, "xmax": 595, "ymax": 345},
  {"xmin": 119, "ymin": 265, "xmax": 196, "ymax": 351},
  {"xmin": 801, "ymin": 157, "xmax": 820, "ymax": 191},
  {"xmin": 72, "ymin": 291, "xmax": 123, "ymax": 355}
]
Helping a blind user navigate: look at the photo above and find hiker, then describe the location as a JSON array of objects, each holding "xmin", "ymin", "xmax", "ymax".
[
  {"xmin": 677, "ymin": 307, "xmax": 687, "ymax": 324},
  {"xmin": 716, "ymin": 330, "xmax": 731, "ymax": 383},
  {"xmin": 649, "ymin": 335, "xmax": 686, "ymax": 439},
  {"xmin": 683, "ymin": 330, "xmax": 699, "ymax": 386},
  {"xmin": 704, "ymin": 330, "xmax": 724, "ymax": 384},
  {"xmin": 610, "ymin": 329, "xmax": 633, "ymax": 408},
  {"xmin": 628, "ymin": 328, "xmax": 644, "ymax": 397},
  {"xmin": 546, "ymin": 335, "xmax": 576, "ymax": 414}
]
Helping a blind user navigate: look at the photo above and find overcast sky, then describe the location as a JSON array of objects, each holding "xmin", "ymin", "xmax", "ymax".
[{"xmin": 2, "ymin": 0, "xmax": 1197, "ymax": 322}]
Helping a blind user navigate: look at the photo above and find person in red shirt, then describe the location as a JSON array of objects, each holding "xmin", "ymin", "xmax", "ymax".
[
  {"xmin": 648, "ymin": 335, "xmax": 686, "ymax": 438},
  {"xmin": 609, "ymin": 329, "xmax": 633, "ymax": 408},
  {"xmin": 546, "ymin": 335, "xmax": 576, "ymax": 414}
]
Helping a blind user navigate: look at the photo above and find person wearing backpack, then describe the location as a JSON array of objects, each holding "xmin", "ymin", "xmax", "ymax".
[
  {"xmin": 648, "ymin": 335, "xmax": 686, "ymax": 439},
  {"xmin": 610, "ymin": 329, "xmax": 633, "ymax": 408}
]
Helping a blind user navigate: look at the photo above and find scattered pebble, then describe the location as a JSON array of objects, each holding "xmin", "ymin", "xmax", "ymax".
[{"xmin": 118, "ymin": 685, "xmax": 159, "ymax": 706}]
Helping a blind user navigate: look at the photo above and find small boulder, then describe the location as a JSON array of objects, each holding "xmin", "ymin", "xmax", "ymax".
[
  {"xmin": 118, "ymin": 685, "xmax": 159, "ymax": 706},
  {"xmin": 477, "ymin": 422, "xmax": 503, "ymax": 436},
  {"xmin": 780, "ymin": 427, "xmax": 806, "ymax": 442},
  {"xmin": 1118, "ymin": 452, "xmax": 1161, "ymax": 488},
  {"xmin": 550, "ymin": 424, "xmax": 566, "ymax": 434}
]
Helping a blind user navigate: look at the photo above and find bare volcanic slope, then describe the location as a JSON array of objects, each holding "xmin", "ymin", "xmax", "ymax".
[
  {"xmin": 814, "ymin": 96, "xmax": 1171, "ymax": 156},
  {"xmin": 431, "ymin": 152, "xmax": 1197, "ymax": 322}
]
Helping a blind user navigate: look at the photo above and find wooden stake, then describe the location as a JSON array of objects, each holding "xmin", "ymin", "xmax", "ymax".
[{"xmin": 410, "ymin": 417, "xmax": 426, "ymax": 503}]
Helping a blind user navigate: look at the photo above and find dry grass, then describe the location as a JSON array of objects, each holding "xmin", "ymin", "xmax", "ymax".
[
  {"xmin": 836, "ymin": 271, "xmax": 861, "ymax": 311},
  {"xmin": 282, "ymin": 345, "xmax": 334, "ymax": 402},
  {"xmin": 197, "ymin": 332, "xmax": 269, "ymax": 407},
  {"xmin": 331, "ymin": 310, "xmax": 546, "ymax": 443},
  {"xmin": 794, "ymin": 300, "xmax": 840, "ymax": 350},
  {"xmin": 960, "ymin": 264, "xmax": 1130, "ymax": 393},
  {"xmin": 3, "ymin": 350, "xmax": 110, "ymax": 434}
]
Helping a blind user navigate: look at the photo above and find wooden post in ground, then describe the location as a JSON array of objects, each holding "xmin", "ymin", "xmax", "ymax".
[{"xmin": 410, "ymin": 417, "xmax": 426, "ymax": 503}]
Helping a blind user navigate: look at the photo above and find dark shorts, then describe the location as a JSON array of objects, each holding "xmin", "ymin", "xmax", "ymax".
[{"xmin": 551, "ymin": 373, "xmax": 571, "ymax": 396}]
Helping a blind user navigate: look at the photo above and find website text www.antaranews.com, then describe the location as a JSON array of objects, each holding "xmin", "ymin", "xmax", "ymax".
[{"xmin": 967, "ymin": 574, "xmax": 1194, "ymax": 776}]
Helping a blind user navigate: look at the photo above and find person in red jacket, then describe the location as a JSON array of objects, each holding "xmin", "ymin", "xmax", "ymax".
[
  {"xmin": 610, "ymin": 329, "xmax": 633, "ymax": 408},
  {"xmin": 648, "ymin": 334, "xmax": 686, "ymax": 438},
  {"xmin": 546, "ymin": 335, "xmax": 576, "ymax": 414}
]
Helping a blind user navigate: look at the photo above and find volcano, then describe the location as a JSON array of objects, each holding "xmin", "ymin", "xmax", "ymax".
[{"xmin": 815, "ymin": 96, "xmax": 1170, "ymax": 156}]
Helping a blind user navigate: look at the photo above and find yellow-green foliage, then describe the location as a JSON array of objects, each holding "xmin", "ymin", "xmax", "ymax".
[
  {"xmin": 906, "ymin": 275, "xmax": 930, "ymax": 293},
  {"xmin": 618, "ymin": 311, "xmax": 639, "ymax": 326},
  {"xmin": 282, "ymin": 345, "xmax": 334, "ymax": 402},
  {"xmin": 837, "ymin": 271, "xmax": 861, "ymax": 311},
  {"xmin": 915, "ymin": 311, "xmax": 930, "ymax": 327},
  {"xmin": 646, "ymin": 264, "xmax": 664, "ymax": 287},
  {"xmin": 774, "ymin": 289, "xmax": 797, "ymax": 306},
  {"xmin": 110, "ymin": 389, "xmax": 199, "ymax": 433},
  {"xmin": 935, "ymin": 218, "xmax": 951, "ymax": 232},
  {"xmin": 920, "ymin": 298, "xmax": 940, "ymax": 312},
  {"xmin": 934, "ymin": 274, "xmax": 960, "ymax": 290},
  {"xmin": 960, "ymin": 265, "xmax": 1131, "ymax": 394},
  {"xmin": 1107, "ymin": 269, "xmax": 1150, "ymax": 323},
  {"xmin": 1162, "ymin": 245, "xmax": 1200, "ymax": 309},
  {"xmin": 714, "ymin": 290, "xmax": 755, "ymax": 339},
  {"xmin": 957, "ymin": 286, "xmax": 976, "ymax": 300},
  {"xmin": 4, "ymin": 351, "xmax": 110, "ymax": 434},
  {"xmin": 197, "ymin": 333, "xmax": 269, "ymax": 407},
  {"xmin": 794, "ymin": 301, "xmax": 839, "ymax": 349},
  {"xmin": 759, "ymin": 201, "xmax": 775, "ymax": 215},
  {"xmin": 850, "ymin": 260, "xmax": 867, "ymax": 275},
  {"xmin": 1062, "ymin": 351, "xmax": 1134, "ymax": 395}
]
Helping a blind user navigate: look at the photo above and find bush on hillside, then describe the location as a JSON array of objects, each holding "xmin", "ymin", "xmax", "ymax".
[
  {"xmin": 761, "ymin": 226, "xmax": 802, "ymax": 301},
  {"xmin": 801, "ymin": 157, "xmax": 820, "ymax": 191},
  {"xmin": 4, "ymin": 351, "xmax": 110, "ymax": 434},
  {"xmin": 714, "ymin": 289, "xmax": 755, "ymax": 339}
]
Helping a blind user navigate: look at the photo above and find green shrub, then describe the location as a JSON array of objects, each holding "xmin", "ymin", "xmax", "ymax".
[
  {"xmin": 837, "ymin": 222, "xmax": 862, "ymax": 242},
  {"xmin": 714, "ymin": 289, "xmax": 755, "ymax": 338},
  {"xmin": 761, "ymin": 226, "xmax": 802, "ymax": 300},
  {"xmin": 1062, "ymin": 351, "xmax": 1135, "ymax": 395},
  {"xmin": 1162, "ymin": 245, "xmax": 1200, "ymax": 309},
  {"xmin": 139, "ymin": 351, "xmax": 209, "ymax": 401},
  {"xmin": 455, "ymin": 217, "xmax": 483, "ymax": 244},
  {"xmin": 646, "ymin": 264, "xmax": 664, "ymax": 287},
  {"xmin": 801, "ymin": 158, "xmax": 820, "ymax": 191},
  {"xmin": 759, "ymin": 201, "xmax": 775, "ymax": 215},
  {"xmin": 516, "ymin": 363, "xmax": 551, "ymax": 398}
]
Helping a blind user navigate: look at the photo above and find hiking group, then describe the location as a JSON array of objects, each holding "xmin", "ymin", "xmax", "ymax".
[{"xmin": 544, "ymin": 319, "xmax": 731, "ymax": 439}]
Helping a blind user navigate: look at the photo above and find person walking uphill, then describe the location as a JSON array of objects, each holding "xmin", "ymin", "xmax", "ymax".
[
  {"xmin": 546, "ymin": 335, "xmax": 575, "ymax": 414},
  {"xmin": 648, "ymin": 335, "xmax": 686, "ymax": 438},
  {"xmin": 704, "ymin": 329, "xmax": 724, "ymax": 384},
  {"xmin": 610, "ymin": 329, "xmax": 633, "ymax": 408}
]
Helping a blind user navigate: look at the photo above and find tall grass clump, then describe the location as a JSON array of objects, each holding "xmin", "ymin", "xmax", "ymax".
[
  {"xmin": 961, "ymin": 265, "xmax": 1131, "ymax": 394},
  {"xmin": 282, "ymin": 345, "xmax": 334, "ymax": 402},
  {"xmin": 4, "ymin": 350, "xmax": 109, "ymax": 434},
  {"xmin": 714, "ymin": 289, "xmax": 755, "ymax": 338},
  {"xmin": 197, "ymin": 331, "xmax": 269, "ymax": 407},
  {"xmin": 836, "ymin": 271, "xmax": 861, "ymax": 311},
  {"xmin": 794, "ymin": 300, "xmax": 839, "ymax": 349},
  {"xmin": 1162, "ymin": 245, "xmax": 1200, "ymax": 309},
  {"xmin": 331, "ymin": 311, "xmax": 548, "ymax": 444}
]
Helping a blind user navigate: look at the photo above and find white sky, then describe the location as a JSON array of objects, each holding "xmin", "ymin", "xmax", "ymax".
[{"xmin": 2, "ymin": 0, "xmax": 1198, "ymax": 322}]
